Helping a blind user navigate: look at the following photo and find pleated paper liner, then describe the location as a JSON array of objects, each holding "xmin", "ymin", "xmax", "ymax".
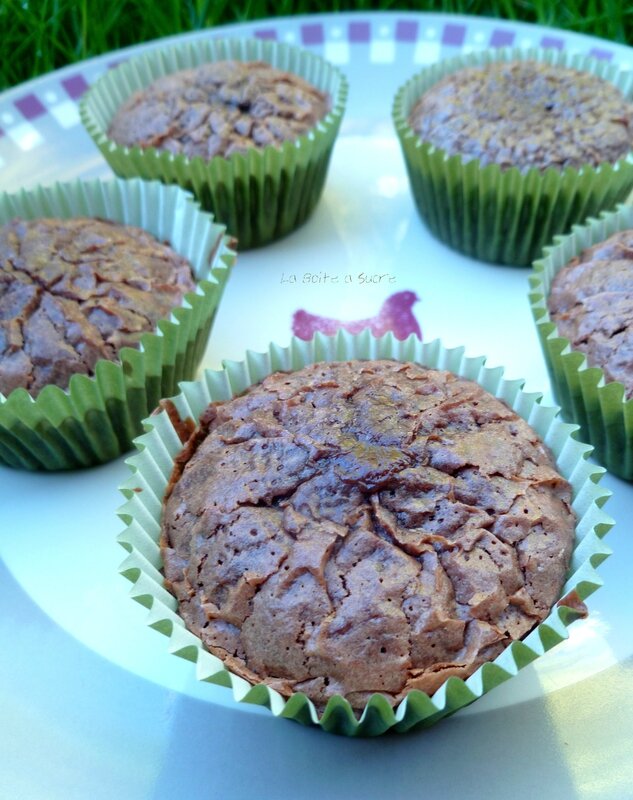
[
  {"xmin": 117, "ymin": 331, "xmax": 612, "ymax": 736},
  {"xmin": 0, "ymin": 178, "xmax": 235, "ymax": 471},
  {"xmin": 530, "ymin": 202, "xmax": 633, "ymax": 480},
  {"xmin": 80, "ymin": 38, "xmax": 348, "ymax": 250},
  {"xmin": 393, "ymin": 47, "xmax": 633, "ymax": 267}
]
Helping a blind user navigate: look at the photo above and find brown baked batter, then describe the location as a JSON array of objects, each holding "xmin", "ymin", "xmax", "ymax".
[
  {"xmin": 108, "ymin": 60, "xmax": 330, "ymax": 160},
  {"xmin": 162, "ymin": 360, "xmax": 575, "ymax": 709},
  {"xmin": 409, "ymin": 61, "xmax": 633, "ymax": 172},
  {"xmin": 548, "ymin": 228, "xmax": 633, "ymax": 398},
  {"xmin": 0, "ymin": 217, "xmax": 195, "ymax": 396}
]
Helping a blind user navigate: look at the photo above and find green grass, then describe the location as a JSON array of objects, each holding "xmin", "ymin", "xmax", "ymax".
[{"xmin": 2, "ymin": 0, "xmax": 633, "ymax": 90}]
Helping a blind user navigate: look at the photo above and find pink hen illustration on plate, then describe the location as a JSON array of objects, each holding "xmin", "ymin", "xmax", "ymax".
[{"xmin": 292, "ymin": 290, "xmax": 422, "ymax": 341}]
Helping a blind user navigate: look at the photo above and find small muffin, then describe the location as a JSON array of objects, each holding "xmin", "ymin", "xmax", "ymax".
[
  {"xmin": 160, "ymin": 360, "xmax": 575, "ymax": 710},
  {"xmin": 0, "ymin": 178, "xmax": 234, "ymax": 471},
  {"xmin": 108, "ymin": 61, "xmax": 330, "ymax": 160},
  {"xmin": 548, "ymin": 229, "xmax": 633, "ymax": 399},
  {"xmin": 409, "ymin": 61, "xmax": 633, "ymax": 173},
  {"xmin": 530, "ymin": 204, "xmax": 633, "ymax": 479},
  {"xmin": 81, "ymin": 39, "xmax": 348, "ymax": 249},
  {"xmin": 393, "ymin": 50, "xmax": 633, "ymax": 266},
  {"xmin": 0, "ymin": 217, "xmax": 195, "ymax": 397}
]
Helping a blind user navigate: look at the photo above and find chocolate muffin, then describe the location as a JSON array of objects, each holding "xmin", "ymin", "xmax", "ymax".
[
  {"xmin": 548, "ymin": 228, "xmax": 633, "ymax": 399},
  {"xmin": 408, "ymin": 60, "xmax": 633, "ymax": 172},
  {"xmin": 161, "ymin": 360, "xmax": 575, "ymax": 710},
  {"xmin": 0, "ymin": 217, "xmax": 196, "ymax": 397},
  {"xmin": 107, "ymin": 60, "xmax": 330, "ymax": 160}
]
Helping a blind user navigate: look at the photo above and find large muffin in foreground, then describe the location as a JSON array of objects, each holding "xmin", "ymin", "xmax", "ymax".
[
  {"xmin": 80, "ymin": 39, "xmax": 348, "ymax": 249},
  {"xmin": 160, "ymin": 359, "xmax": 576, "ymax": 710},
  {"xmin": 393, "ymin": 49, "xmax": 633, "ymax": 266},
  {"xmin": 0, "ymin": 217, "xmax": 195, "ymax": 397}
]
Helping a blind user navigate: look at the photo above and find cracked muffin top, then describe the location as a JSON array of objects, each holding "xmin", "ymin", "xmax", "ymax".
[
  {"xmin": 161, "ymin": 360, "xmax": 575, "ymax": 710},
  {"xmin": 548, "ymin": 229, "xmax": 633, "ymax": 399},
  {"xmin": 107, "ymin": 60, "xmax": 330, "ymax": 160},
  {"xmin": 0, "ymin": 217, "xmax": 195, "ymax": 397},
  {"xmin": 409, "ymin": 60, "xmax": 633, "ymax": 172}
]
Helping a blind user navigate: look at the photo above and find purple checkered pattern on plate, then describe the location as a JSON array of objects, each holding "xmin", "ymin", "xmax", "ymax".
[
  {"xmin": 442, "ymin": 23, "xmax": 466, "ymax": 46},
  {"xmin": 395, "ymin": 20, "xmax": 418, "ymax": 42},
  {"xmin": 15, "ymin": 94, "xmax": 46, "ymax": 120},
  {"xmin": 62, "ymin": 75, "xmax": 89, "ymax": 100},
  {"xmin": 489, "ymin": 29, "xmax": 515, "ymax": 47},
  {"xmin": 301, "ymin": 23, "xmax": 324, "ymax": 45},
  {"xmin": 589, "ymin": 47, "xmax": 613, "ymax": 60},
  {"xmin": 540, "ymin": 36, "xmax": 564, "ymax": 49},
  {"xmin": 254, "ymin": 28, "xmax": 277, "ymax": 40},
  {"xmin": 349, "ymin": 21, "xmax": 370, "ymax": 43}
]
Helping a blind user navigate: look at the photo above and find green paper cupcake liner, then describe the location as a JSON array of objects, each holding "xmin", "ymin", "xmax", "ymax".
[
  {"xmin": 117, "ymin": 330, "xmax": 612, "ymax": 737},
  {"xmin": 0, "ymin": 177, "xmax": 235, "ymax": 471},
  {"xmin": 530, "ymin": 202, "xmax": 633, "ymax": 480},
  {"xmin": 80, "ymin": 38, "xmax": 348, "ymax": 250},
  {"xmin": 393, "ymin": 47, "xmax": 633, "ymax": 267}
]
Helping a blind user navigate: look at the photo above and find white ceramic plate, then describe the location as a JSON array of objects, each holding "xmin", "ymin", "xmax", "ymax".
[{"xmin": 2, "ymin": 11, "xmax": 633, "ymax": 798}]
